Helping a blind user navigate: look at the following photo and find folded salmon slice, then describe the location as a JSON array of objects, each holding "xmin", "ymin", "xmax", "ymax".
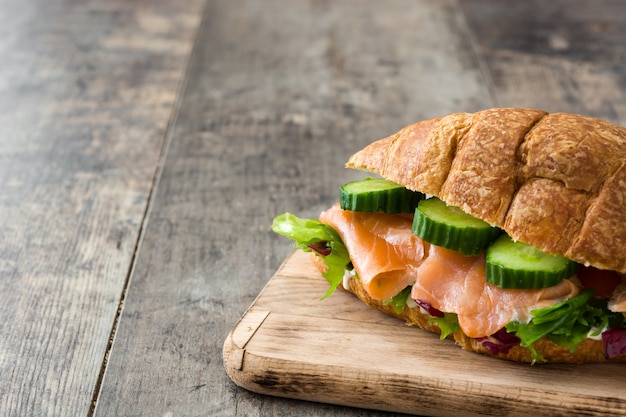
[
  {"xmin": 320, "ymin": 204, "xmax": 426, "ymax": 300},
  {"xmin": 320, "ymin": 204, "xmax": 580, "ymax": 338}
]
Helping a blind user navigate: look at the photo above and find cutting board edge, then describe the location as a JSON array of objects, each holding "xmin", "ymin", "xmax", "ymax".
[{"xmin": 223, "ymin": 324, "xmax": 470, "ymax": 417}]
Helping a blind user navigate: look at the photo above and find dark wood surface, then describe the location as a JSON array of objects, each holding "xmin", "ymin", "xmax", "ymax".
[{"xmin": 1, "ymin": 1, "xmax": 625, "ymax": 416}]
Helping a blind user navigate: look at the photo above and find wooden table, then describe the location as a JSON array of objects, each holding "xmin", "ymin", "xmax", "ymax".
[{"xmin": 1, "ymin": 1, "xmax": 625, "ymax": 416}]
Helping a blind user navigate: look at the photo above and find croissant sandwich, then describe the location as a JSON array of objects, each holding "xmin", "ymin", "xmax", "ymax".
[{"xmin": 272, "ymin": 108, "xmax": 626, "ymax": 364}]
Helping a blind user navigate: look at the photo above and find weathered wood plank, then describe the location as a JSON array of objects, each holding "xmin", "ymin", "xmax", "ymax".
[
  {"xmin": 459, "ymin": 0, "xmax": 626, "ymax": 124},
  {"xmin": 95, "ymin": 0, "xmax": 492, "ymax": 416},
  {"xmin": 0, "ymin": 1, "xmax": 204, "ymax": 416},
  {"xmin": 97, "ymin": 0, "xmax": 626, "ymax": 416}
]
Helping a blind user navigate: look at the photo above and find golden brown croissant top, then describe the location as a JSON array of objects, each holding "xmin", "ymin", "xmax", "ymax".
[{"xmin": 346, "ymin": 108, "xmax": 626, "ymax": 273}]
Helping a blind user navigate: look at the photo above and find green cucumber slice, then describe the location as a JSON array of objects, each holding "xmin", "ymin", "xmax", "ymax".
[
  {"xmin": 486, "ymin": 235, "xmax": 579, "ymax": 289},
  {"xmin": 412, "ymin": 197, "xmax": 501, "ymax": 256},
  {"xmin": 339, "ymin": 178, "xmax": 425, "ymax": 214}
]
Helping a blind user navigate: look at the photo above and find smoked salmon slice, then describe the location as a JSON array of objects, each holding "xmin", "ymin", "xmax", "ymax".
[
  {"xmin": 411, "ymin": 245, "xmax": 579, "ymax": 338},
  {"xmin": 320, "ymin": 204, "xmax": 580, "ymax": 338},
  {"xmin": 320, "ymin": 204, "xmax": 426, "ymax": 301}
]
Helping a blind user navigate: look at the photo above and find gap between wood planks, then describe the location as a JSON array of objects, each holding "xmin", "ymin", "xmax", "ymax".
[{"xmin": 86, "ymin": 4, "xmax": 209, "ymax": 416}]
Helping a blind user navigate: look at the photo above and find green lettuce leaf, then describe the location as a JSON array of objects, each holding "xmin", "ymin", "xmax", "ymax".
[
  {"xmin": 505, "ymin": 289, "xmax": 616, "ymax": 364},
  {"xmin": 383, "ymin": 286, "xmax": 411, "ymax": 314},
  {"xmin": 430, "ymin": 313, "xmax": 460, "ymax": 340},
  {"xmin": 272, "ymin": 213, "xmax": 351, "ymax": 299}
]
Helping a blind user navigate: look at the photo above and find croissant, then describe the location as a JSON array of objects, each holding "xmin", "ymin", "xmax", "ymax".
[
  {"xmin": 329, "ymin": 108, "xmax": 626, "ymax": 363},
  {"xmin": 274, "ymin": 108, "xmax": 626, "ymax": 363},
  {"xmin": 347, "ymin": 108, "xmax": 626, "ymax": 273}
]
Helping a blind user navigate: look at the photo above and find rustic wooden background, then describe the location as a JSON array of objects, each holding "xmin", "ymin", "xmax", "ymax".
[{"xmin": 0, "ymin": 0, "xmax": 624, "ymax": 416}]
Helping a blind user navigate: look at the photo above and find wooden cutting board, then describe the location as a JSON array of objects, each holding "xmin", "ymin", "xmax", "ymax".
[{"xmin": 223, "ymin": 250, "xmax": 626, "ymax": 416}]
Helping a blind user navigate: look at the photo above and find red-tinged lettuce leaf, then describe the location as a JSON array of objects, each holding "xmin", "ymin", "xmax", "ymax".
[
  {"xmin": 477, "ymin": 328, "xmax": 521, "ymax": 355},
  {"xmin": 415, "ymin": 299, "xmax": 445, "ymax": 318},
  {"xmin": 602, "ymin": 328, "xmax": 626, "ymax": 359}
]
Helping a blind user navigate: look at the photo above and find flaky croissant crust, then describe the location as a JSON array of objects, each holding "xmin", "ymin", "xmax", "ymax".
[{"xmin": 347, "ymin": 108, "xmax": 626, "ymax": 273}]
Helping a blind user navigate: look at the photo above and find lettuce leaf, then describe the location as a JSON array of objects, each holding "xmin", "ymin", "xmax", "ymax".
[
  {"xmin": 430, "ymin": 313, "xmax": 460, "ymax": 340},
  {"xmin": 272, "ymin": 213, "xmax": 351, "ymax": 299},
  {"xmin": 383, "ymin": 286, "xmax": 411, "ymax": 314},
  {"xmin": 505, "ymin": 289, "xmax": 618, "ymax": 364}
]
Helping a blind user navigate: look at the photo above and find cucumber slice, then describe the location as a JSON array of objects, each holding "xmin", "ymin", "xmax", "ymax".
[
  {"xmin": 486, "ymin": 235, "xmax": 579, "ymax": 289},
  {"xmin": 339, "ymin": 178, "xmax": 425, "ymax": 214},
  {"xmin": 412, "ymin": 197, "xmax": 501, "ymax": 256}
]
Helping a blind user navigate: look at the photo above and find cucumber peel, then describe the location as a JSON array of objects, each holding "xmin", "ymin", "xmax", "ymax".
[
  {"xmin": 486, "ymin": 235, "xmax": 579, "ymax": 289},
  {"xmin": 412, "ymin": 197, "xmax": 501, "ymax": 256},
  {"xmin": 340, "ymin": 177, "xmax": 425, "ymax": 214}
]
